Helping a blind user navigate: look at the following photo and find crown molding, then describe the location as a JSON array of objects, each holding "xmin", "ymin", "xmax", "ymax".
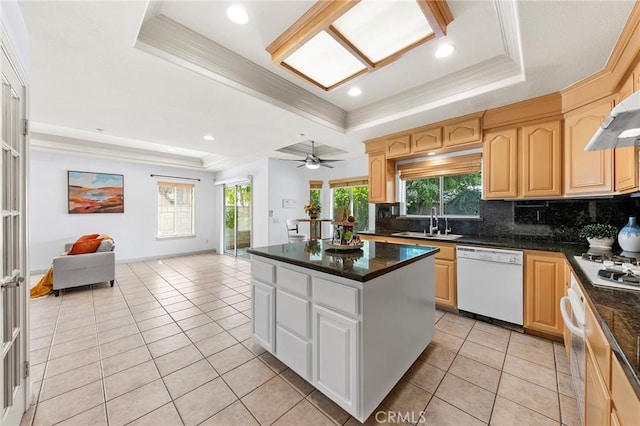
[
  {"xmin": 135, "ymin": 14, "xmax": 348, "ymax": 132},
  {"xmin": 30, "ymin": 132, "xmax": 207, "ymax": 170}
]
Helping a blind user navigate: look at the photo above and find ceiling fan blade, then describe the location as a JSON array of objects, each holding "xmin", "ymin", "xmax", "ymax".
[
  {"xmin": 318, "ymin": 159, "xmax": 342, "ymax": 163},
  {"xmin": 279, "ymin": 159, "xmax": 305, "ymax": 162},
  {"xmin": 297, "ymin": 163, "xmax": 306, "ymax": 168},
  {"xmin": 320, "ymin": 163, "xmax": 334, "ymax": 168}
]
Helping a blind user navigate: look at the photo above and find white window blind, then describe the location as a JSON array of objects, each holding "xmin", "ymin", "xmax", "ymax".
[{"xmin": 157, "ymin": 181, "xmax": 195, "ymax": 237}]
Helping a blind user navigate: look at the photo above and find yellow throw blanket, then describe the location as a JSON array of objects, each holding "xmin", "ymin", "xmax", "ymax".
[{"xmin": 30, "ymin": 235, "xmax": 113, "ymax": 299}]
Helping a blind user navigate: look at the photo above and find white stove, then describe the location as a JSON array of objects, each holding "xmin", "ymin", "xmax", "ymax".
[{"xmin": 574, "ymin": 254, "xmax": 640, "ymax": 291}]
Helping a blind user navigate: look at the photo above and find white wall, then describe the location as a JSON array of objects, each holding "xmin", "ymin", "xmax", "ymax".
[
  {"xmin": 1, "ymin": 0, "xmax": 30, "ymax": 72},
  {"xmin": 29, "ymin": 150, "xmax": 217, "ymax": 272}
]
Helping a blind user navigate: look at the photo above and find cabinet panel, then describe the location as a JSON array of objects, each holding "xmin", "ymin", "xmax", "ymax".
[
  {"xmin": 277, "ymin": 266, "xmax": 310, "ymax": 297},
  {"xmin": 276, "ymin": 326, "xmax": 311, "ymax": 380},
  {"xmin": 522, "ymin": 121, "xmax": 562, "ymax": 197},
  {"xmin": 585, "ymin": 301, "xmax": 611, "ymax": 388},
  {"xmin": 412, "ymin": 127, "xmax": 442, "ymax": 153},
  {"xmin": 564, "ymin": 101, "xmax": 613, "ymax": 194},
  {"xmin": 386, "ymin": 135, "xmax": 411, "ymax": 158},
  {"xmin": 483, "ymin": 128, "xmax": 518, "ymax": 199},
  {"xmin": 252, "ymin": 260, "xmax": 275, "ymax": 284},
  {"xmin": 313, "ymin": 305, "xmax": 358, "ymax": 413},
  {"xmin": 614, "ymin": 146, "xmax": 638, "ymax": 193},
  {"xmin": 585, "ymin": 344, "xmax": 611, "ymax": 426},
  {"xmin": 276, "ymin": 289, "xmax": 310, "ymax": 339},
  {"xmin": 524, "ymin": 252, "xmax": 564, "ymax": 336},
  {"xmin": 444, "ymin": 117, "xmax": 481, "ymax": 147},
  {"xmin": 313, "ymin": 278, "xmax": 359, "ymax": 316},
  {"xmin": 368, "ymin": 152, "xmax": 394, "ymax": 203},
  {"xmin": 611, "ymin": 354, "xmax": 640, "ymax": 426},
  {"xmin": 434, "ymin": 259, "xmax": 456, "ymax": 309},
  {"xmin": 252, "ymin": 280, "xmax": 275, "ymax": 351}
]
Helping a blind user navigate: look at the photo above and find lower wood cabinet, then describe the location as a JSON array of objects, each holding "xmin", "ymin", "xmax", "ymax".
[
  {"xmin": 434, "ymin": 259, "xmax": 456, "ymax": 309},
  {"xmin": 585, "ymin": 342, "xmax": 611, "ymax": 426},
  {"xmin": 611, "ymin": 354, "xmax": 640, "ymax": 426},
  {"xmin": 524, "ymin": 251, "xmax": 564, "ymax": 337}
]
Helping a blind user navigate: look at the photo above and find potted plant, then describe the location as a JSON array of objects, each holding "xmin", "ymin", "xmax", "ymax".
[
  {"xmin": 304, "ymin": 201, "xmax": 321, "ymax": 219},
  {"xmin": 578, "ymin": 223, "xmax": 618, "ymax": 249}
]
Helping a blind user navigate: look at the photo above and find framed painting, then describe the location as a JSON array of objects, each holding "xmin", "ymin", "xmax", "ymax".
[{"xmin": 68, "ymin": 171, "xmax": 124, "ymax": 214}]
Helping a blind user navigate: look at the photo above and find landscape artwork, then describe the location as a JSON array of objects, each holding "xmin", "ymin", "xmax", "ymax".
[{"xmin": 68, "ymin": 171, "xmax": 124, "ymax": 214}]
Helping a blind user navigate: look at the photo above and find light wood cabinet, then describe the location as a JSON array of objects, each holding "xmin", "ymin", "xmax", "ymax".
[
  {"xmin": 524, "ymin": 251, "xmax": 564, "ymax": 337},
  {"xmin": 564, "ymin": 100, "xmax": 614, "ymax": 195},
  {"xmin": 521, "ymin": 121, "xmax": 563, "ymax": 197},
  {"xmin": 386, "ymin": 135, "xmax": 411, "ymax": 158},
  {"xmin": 585, "ymin": 301, "xmax": 611, "ymax": 388},
  {"xmin": 611, "ymin": 354, "xmax": 640, "ymax": 425},
  {"xmin": 483, "ymin": 120, "xmax": 562, "ymax": 199},
  {"xmin": 444, "ymin": 116, "xmax": 481, "ymax": 147},
  {"xmin": 614, "ymin": 75, "xmax": 638, "ymax": 193},
  {"xmin": 483, "ymin": 128, "xmax": 518, "ymax": 199},
  {"xmin": 585, "ymin": 343, "xmax": 612, "ymax": 426},
  {"xmin": 563, "ymin": 262, "xmax": 571, "ymax": 361},
  {"xmin": 368, "ymin": 151, "xmax": 394, "ymax": 203},
  {"xmin": 412, "ymin": 127, "xmax": 442, "ymax": 153}
]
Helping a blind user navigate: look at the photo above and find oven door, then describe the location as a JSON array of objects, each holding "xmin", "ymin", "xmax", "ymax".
[{"xmin": 560, "ymin": 288, "xmax": 585, "ymax": 424}]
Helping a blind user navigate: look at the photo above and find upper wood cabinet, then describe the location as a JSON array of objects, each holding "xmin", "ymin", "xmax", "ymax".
[
  {"xmin": 614, "ymin": 75, "xmax": 639, "ymax": 194},
  {"xmin": 368, "ymin": 151, "xmax": 395, "ymax": 203},
  {"xmin": 483, "ymin": 128, "xmax": 518, "ymax": 199},
  {"xmin": 483, "ymin": 120, "xmax": 562, "ymax": 199},
  {"xmin": 521, "ymin": 120, "xmax": 563, "ymax": 197},
  {"xmin": 412, "ymin": 127, "xmax": 442, "ymax": 153},
  {"xmin": 524, "ymin": 251, "xmax": 564, "ymax": 337},
  {"xmin": 444, "ymin": 116, "xmax": 481, "ymax": 147},
  {"xmin": 564, "ymin": 100, "xmax": 614, "ymax": 195},
  {"xmin": 386, "ymin": 135, "xmax": 411, "ymax": 158}
]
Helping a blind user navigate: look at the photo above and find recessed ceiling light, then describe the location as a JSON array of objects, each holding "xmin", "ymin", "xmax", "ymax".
[
  {"xmin": 227, "ymin": 5, "xmax": 248, "ymax": 25},
  {"xmin": 348, "ymin": 87, "xmax": 362, "ymax": 97},
  {"xmin": 427, "ymin": 151, "xmax": 437, "ymax": 156},
  {"xmin": 203, "ymin": 135, "xmax": 215, "ymax": 141},
  {"xmin": 434, "ymin": 44, "xmax": 455, "ymax": 58}
]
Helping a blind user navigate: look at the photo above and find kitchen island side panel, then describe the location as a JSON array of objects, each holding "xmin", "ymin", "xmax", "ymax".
[{"xmin": 360, "ymin": 256, "xmax": 435, "ymax": 419}]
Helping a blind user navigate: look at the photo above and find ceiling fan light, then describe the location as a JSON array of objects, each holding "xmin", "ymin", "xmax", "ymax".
[
  {"xmin": 227, "ymin": 5, "xmax": 249, "ymax": 25},
  {"xmin": 306, "ymin": 162, "xmax": 321, "ymax": 170}
]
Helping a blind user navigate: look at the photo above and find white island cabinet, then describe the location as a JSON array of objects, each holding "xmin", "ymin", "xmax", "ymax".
[{"xmin": 249, "ymin": 241, "xmax": 437, "ymax": 422}]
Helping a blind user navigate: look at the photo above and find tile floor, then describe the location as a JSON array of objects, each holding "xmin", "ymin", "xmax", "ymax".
[{"xmin": 22, "ymin": 253, "xmax": 581, "ymax": 426}]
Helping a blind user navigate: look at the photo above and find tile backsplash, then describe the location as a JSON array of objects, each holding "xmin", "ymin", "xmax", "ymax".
[{"xmin": 375, "ymin": 196, "xmax": 640, "ymax": 243}]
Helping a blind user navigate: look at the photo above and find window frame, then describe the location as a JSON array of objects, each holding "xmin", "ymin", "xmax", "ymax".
[
  {"xmin": 329, "ymin": 178, "xmax": 370, "ymax": 232},
  {"xmin": 157, "ymin": 181, "xmax": 196, "ymax": 239}
]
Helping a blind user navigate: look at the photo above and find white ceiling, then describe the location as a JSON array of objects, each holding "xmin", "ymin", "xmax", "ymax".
[{"xmin": 19, "ymin": 0, "xmax": 636, "ymax": 171}]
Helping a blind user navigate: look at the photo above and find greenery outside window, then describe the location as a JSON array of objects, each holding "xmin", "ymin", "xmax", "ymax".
[
  {"xmin": 329, "ymin": 177, "xmax": 369, "ymax": 232},
  {"xmin": 309, "ymin": 180, "xmax": 322, "ymax": 207},
  {"xmin": 399, "ymin": 153, "xmax": 481, "ymax": 218},
  {"xmin": 158, "ymin": 182, "xmax": 195, "ymax": 237}
]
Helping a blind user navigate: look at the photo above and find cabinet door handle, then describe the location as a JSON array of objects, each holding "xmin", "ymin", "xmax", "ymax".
[{"xmin": 1, "ymin": 276, "xmax": 24, "ymax": 289}]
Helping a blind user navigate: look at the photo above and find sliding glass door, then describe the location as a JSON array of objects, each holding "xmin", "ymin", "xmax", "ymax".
[{"xmin": 223, "ymin": 181, "xmax": 252, "ymax": 258}]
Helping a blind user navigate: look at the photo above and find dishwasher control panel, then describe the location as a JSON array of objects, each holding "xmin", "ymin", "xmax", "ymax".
[{"xmin": 456, "ymin": 246, "xmax": 523, "ymax": 265}]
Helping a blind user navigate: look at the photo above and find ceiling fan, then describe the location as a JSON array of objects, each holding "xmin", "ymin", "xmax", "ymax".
[{"xmin": 280, "ymin": 141, "xmax": 342, "ymax": 169}]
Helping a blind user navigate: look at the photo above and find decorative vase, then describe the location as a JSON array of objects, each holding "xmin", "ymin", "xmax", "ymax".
[
  {"xmin": 618, "ymin": 217, "xmax": 640, "ymax": 252},
  {"xmin": 309, "ymin": 213, "xmax": 318, "ymax": 220},
  {"xmin": 587, "ymin": 237, "xmax": 615, "ymax": 250}
]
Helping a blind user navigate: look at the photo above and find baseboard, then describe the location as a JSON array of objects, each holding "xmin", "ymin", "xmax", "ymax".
[{"xmin": 29, "ymin": 249, "xmax": 219, "ymax": 275}]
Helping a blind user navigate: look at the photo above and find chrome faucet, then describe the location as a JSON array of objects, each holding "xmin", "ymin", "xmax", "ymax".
[
  {"xmin": 429, "ymin": 206, "xmax": 439, "ymax": 235},
  {"xmin": 444, "ymin": 216, "xmax": 452, "ymax": 235}
]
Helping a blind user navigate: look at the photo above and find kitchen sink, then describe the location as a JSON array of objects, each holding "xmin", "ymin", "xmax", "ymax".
[{"xmin": 391, "ymin": 231, "xmax": 464, "ymax": 240}]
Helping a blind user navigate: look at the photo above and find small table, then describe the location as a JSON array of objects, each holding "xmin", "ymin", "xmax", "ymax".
[{"xmin": 297, "ymin": 218, "xmax": 332, "ymax": 240}]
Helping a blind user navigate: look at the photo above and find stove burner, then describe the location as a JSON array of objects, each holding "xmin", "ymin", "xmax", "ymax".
[
  {"xmin": 597, "ymin": 268, "xmax": 640, "ymax": 286},
  {"xmin": 581, "ymin": 253, "xmax": 638, "ymax": 265}
]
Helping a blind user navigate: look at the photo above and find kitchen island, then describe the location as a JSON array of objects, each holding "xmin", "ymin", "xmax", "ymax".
[{"xmin": 247, "ymin": 240, "xmax": 438, "ymax": 422}]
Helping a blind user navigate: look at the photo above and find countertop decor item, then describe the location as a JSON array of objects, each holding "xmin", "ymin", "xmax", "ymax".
[
  {"xmin": 618, "ymin": 217, "xmax": 640, "ymax": 252},
  {"xmin": 578, "ymin": 223, "xmax": 618, "ymax": 249},
  {"xmin": 303, "ymin": 201, "xmax": 321, "ymax": 219}
]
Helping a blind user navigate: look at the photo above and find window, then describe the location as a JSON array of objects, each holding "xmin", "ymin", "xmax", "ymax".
[
  {"xmin": 329, "ymin": 177, "xmax": 369, "ymax": 232},
  {"xmin": 158, "ymin": 182, "xmax": 195, "ymax": 237},
  {"xmin": 309, "ymin": 180, "xmax": 322, "ymax": 206},
  {"xmin": 399, "ymin": 153, "xmax": 481, "ymax": 217}
]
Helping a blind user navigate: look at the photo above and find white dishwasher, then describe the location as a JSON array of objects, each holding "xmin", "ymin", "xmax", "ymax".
[{"xmin": 456, "ymin": 246, "xmax": 524, "ymax": 325}]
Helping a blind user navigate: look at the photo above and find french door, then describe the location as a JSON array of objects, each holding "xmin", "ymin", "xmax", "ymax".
[
  {"xmin": 223, "ymin": 181, "xmax": 252, "ymax": 258},
  {"xmin": 1, "ymin": 45, "xmax": 28, "ymax": 426}
]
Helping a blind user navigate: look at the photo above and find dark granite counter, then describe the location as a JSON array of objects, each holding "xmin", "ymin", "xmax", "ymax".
[
  {"xmin": 247, "ymin": 240, "xmax": 439, "ymax": 282},
  {"xmin": 359, "ymin": 230, "xmax": 640, "ymax": 396}
]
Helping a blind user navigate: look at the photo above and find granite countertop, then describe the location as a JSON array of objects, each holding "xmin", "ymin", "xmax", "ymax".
[
  {"xmin": 359, "ymin": 230, "xmax": 640, "ymax": 396},
  {"xmin": 247, "ymin": 240, "xmax": 439, "ymax": 282}
]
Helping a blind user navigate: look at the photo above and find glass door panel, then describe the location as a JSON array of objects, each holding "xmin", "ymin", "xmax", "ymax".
[
  {"xmin": 222, "ymin": 182, "xmax": 252, "ymax": 258},
  {"xmin": 223, "ymin": 186, "xmax": 236, "ymax": 256}
]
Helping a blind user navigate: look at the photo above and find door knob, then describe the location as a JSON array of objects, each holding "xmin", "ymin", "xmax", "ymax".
[{"xmin": 1, "ymin": 276, "xmax": 24, "ymax": 288}]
